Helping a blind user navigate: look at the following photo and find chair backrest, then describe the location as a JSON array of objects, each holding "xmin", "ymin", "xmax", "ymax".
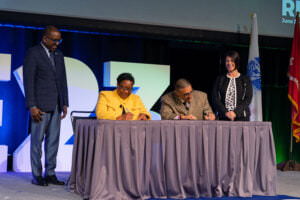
[{"xmin": 70, "ymin": 110, "xmax": 96, "ymax": 132}]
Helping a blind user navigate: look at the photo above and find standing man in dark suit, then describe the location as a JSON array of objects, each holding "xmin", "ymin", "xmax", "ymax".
[
  {"xmin": 160, "ymin": 79, "xmax": 215, "ymax": 120},
  {"xmin": 23, "ymin": 26, "xmax": 68, "ymax": 186}
]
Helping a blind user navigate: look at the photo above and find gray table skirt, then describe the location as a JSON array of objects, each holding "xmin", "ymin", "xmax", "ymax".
[{"xmin": 68, "ymin": 120, "xmax": 277, "ymax": 200}]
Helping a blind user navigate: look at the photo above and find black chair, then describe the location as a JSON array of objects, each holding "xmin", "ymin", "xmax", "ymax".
[{"xmin": 70, "ymin": 110, "xmax": 96, "ymax": 132}]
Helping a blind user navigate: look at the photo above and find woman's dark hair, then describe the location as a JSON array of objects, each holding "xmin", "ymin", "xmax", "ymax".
[
  {"xmin": 117, "ymin": 73, "xmax": 135, "ymax": 84},
  {"xmin": 225, "ymin": 51, "xmax": 240, "ymax": 70}
]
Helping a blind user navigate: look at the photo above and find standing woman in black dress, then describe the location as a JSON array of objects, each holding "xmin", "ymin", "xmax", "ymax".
[{"xmin": 212, "ymin": 51, "xmax": 253, "ymax": 121}]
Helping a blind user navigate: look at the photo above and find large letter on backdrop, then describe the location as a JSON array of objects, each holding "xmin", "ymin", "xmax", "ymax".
[
  {"xmin": 0, "ymin": 53, "xmax": 11, "ymax": 127},
  {"xmin": 12, "ymin": 60, "xmax": 170, "ymax": 172},
  {"xmin": 0, "ymin": 53, "xmax": 11, "ymax": 172}
]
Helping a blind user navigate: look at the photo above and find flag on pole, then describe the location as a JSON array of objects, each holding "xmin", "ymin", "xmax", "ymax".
[
  {"xmin": 247, "ymin": 13, "xmax": 263, "ymax": 121},
  {"xmin": 288, "ymin": 12, "xmax": 300, "ymax": 143}
]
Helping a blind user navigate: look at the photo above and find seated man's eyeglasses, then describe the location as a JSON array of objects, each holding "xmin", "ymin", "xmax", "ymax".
[{"xmin": 183, "ymin": 91, "xmax": 193, "ymax": 97}]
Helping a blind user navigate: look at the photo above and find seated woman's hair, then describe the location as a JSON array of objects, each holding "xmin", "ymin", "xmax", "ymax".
[{"xmin": 117, "ymin": 73, "xmax": 135, "ymax": 84}]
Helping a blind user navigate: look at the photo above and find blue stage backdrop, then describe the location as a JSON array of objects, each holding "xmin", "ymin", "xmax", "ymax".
[{"xmin": 0, "ymin": 27, "xmax": 30, "ymax": 154}]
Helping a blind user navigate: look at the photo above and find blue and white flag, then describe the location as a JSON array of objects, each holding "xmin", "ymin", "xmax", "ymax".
[{"xmin": 247, "ymin": 13, "xmax": 263, "ymax": 121}]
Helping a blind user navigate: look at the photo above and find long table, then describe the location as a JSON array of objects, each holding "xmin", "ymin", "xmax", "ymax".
[{"xmin": 68, "ymin": 120, "xmax": 277, "ymax": 200}]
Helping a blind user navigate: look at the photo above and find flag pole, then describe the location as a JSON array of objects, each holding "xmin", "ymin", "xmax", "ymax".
[
  {"xmin": 289, "ymin": 123, "xmax": 293, "ymax": 157},
  {"xmin": 247, "ymin": 13, "xmax": 263, "ymax": 122},
  {"xmin": 288, "ymin": 125, "xmax": 294, "ymax": 168}
]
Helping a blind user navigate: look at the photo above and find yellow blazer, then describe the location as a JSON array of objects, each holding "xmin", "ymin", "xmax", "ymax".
[{"xmin": 96, "ymin": 90, "xmax": 151, "ymax": 120}]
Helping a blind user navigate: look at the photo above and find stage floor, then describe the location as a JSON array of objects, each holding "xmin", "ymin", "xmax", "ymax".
[{"xmin": 0, "ymin": 170, "xmax": 299, "ymax": 200}]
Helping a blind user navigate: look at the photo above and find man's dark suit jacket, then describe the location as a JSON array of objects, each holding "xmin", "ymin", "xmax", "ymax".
[{"xmin": 23, "ymin": 44, "xmax": 69, "ymax": 112}]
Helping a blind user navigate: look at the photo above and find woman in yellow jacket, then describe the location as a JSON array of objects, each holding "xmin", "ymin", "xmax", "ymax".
[{"xmin": 96, "ymin": 73, "xmax": 151, "ymax": 120}]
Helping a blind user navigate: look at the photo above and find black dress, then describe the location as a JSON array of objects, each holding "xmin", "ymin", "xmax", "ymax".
[{"xmin": 212, "ymin": 74, "xmax": 253, "ymax": 121}]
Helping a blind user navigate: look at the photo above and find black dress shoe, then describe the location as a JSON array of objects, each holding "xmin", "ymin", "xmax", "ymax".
[
  {"xmin": 44, "ymin": 175, "xmax": 65, "ymax": 185},
  {"xmin": 32, "ymin": 176, "xmax": 48, "ymax": 186}
]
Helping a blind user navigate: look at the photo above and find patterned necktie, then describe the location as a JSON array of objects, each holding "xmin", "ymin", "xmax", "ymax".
[
  {"xmin": 49, "ymin": 51, "xmax": 56, "ymax": 71},
  {"xmin": 183, "ymin": 102, "xmax": 189, "ymax": 111}
]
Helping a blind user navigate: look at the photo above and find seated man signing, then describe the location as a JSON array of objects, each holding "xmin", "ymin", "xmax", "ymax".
[
  {"xmin": 160, "ymin": 78, "xmax": 215, "ymax": 120},
  {"xmin": 96, "ymin": 73, "xmax": 151, "ymax": 120}
]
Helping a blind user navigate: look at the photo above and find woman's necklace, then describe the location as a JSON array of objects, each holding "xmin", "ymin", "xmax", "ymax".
[{"xmin": 227, "ymin": 70, "xmax": 240, "ymax": 78}]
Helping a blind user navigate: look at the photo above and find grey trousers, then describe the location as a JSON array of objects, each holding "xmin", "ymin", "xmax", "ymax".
[{"xmin": 30, "ymin": 106, "xmax": 61, "ymax": 178}]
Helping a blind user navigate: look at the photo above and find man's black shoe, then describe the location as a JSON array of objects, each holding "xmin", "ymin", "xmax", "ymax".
[
  {"xmin": 32, "ymin": 176, "xmax": 48, "ymax": 186},
  {"xmin": 45, "ymin": 175, "xmax": 65, "ymax": 185}
]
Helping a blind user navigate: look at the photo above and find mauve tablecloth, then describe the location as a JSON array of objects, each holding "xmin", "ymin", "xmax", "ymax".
[{"xmin": 68, "ymin": 120, "xmax": 276, "ymax": 200}]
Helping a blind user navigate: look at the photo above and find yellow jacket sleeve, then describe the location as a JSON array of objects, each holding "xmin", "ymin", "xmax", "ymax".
[
  {"xmin": 131, "ymin": 95, "xmax": 151, "ymax": 120},
  {"xmin": 96, "ymin": 91, "xmax": 119, "ymax": 120}
]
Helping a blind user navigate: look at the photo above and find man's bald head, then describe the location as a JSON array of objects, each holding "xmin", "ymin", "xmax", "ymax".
[
  {"xmin": 42, "ymin": 25, "xmax": 60, "ymax": 37},
  {"xmin": 175, "ymin": 78, "xmax": 192, "ymax": 91}
]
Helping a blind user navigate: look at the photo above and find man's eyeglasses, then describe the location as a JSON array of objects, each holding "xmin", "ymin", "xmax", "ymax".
[
  {"xmin": 47, "ymin": 37, "xmax": 63, "ymax": 44},
  {"xmin": 183, "ymin": 91, "xmax": 193, "ymax": 97}
]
